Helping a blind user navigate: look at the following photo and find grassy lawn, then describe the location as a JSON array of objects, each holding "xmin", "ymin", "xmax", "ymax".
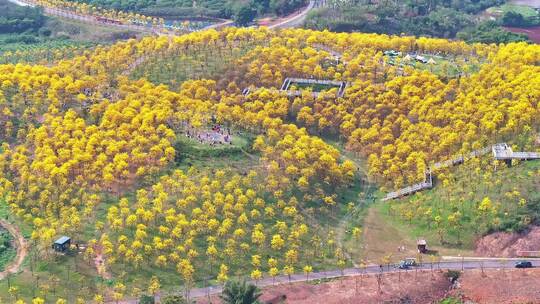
[
  {"xmin": 0, "ymin": 253, "xmax": 102, "ymax": 302},
  {"xmin": 289, "ymin": 82, "xmax": 341, "ymax": 92},
  {"xmin": 320, "ymin": 139, "xmax": 384, "ymax": 265},
  {"xmin": 173, "ymin": 132, "xmax": 259, "ymax": 171},
  {"xmin": 487, "ymin": 4, "xmax": 539, "ymax": 17},
  {"xmin": 0, "ymin": 246, "xmax": 16, "ymax": 272},
  {"xmin": 374, "ymin": 158, "xmax": 540, "ymax": 261}
]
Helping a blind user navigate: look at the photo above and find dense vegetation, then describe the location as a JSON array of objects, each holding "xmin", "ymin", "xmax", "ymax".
[
  {"xmin": 0, "ymin": 0, "xmax": 45, "ymax": 33},
  {"xmin": 0, "ymin": 0, "xmax": 147, "ymax": 65},
  {"xmin": 457, "ymin": 20, "xmax": 529, "ymax": 43},
  {"xmin": 0, "ymin": 26, "xmax": 539, "ymax": 302},
  {"xmin": 66, "ymin": 0, "xmax": 307, "ymax": 20},
  {"xmin": 0, "ymin": 229, "xmax": 15, "ymax": 271},
  {"xmin": 0, "ymin": 0, "xmax": 52, "ymax": 51},
  {"xmin": 304, "ymin": 0, "xmax": 534, "ymax": 43}
]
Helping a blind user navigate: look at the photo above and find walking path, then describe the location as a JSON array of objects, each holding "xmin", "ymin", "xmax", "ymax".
[
  {"xmin": 384, "ymin": 143, "xmax": 540, "ymax": 201},
  {"xmin": 0, "ymin": 219, "xmax": 27, "ymax": 280}
]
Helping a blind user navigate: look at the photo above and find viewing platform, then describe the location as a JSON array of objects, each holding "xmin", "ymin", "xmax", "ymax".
[
  {"xmin": 492, "ymin": 143, "xmax": 540, "ymax": 160},
  {"xmin": 280, "ymin": 77, "xmax": 348, "ymax": 98},
  {"xmin": 243, "ymin": 77, "xmax": 348, "ymax": 98}
]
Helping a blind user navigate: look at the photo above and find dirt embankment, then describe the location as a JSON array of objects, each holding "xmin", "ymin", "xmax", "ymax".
[
  {"xmin": 196, "ymin": 268, "xmax": 540, "ymax": 304},
  {"xmin": 475, "ymin": 226, "xmax": 540, "ymax": 257},
  {"xmin": 504, "ymin": 26, "xmax": 540, "ymax": 44},
  {"xmin": 198, "ymin": 271, "xmax": 453, "ymax": 304},
  {"xmin": 450, "ymin": 268, "xmax": 540, "ymax": 303}
]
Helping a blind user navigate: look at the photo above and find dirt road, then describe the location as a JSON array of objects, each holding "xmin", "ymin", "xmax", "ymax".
[{"xmin": 0, "ymin": 219, "xmax": 27, "ymax": 279}]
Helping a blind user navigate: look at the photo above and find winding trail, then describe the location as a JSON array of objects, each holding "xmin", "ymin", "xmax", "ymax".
[{"xmin": 0, "ymin": 219, "xmax": 27, "ymax": 280}]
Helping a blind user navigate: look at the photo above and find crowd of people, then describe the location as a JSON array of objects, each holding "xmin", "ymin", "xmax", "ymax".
[{"xmin": 185, "ymin": 124, "xmax": 232, "ymax": 146}]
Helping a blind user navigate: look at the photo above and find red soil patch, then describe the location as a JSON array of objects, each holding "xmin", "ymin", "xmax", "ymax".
[
  {"xmin": 504, "ymin": 26, "xmax": 540, "ymax": 43},
  {"xmin": 198, "ymin": 271, "xmax": 452, "ymax": 304},
  {"xmin": 257, "ymin": 18, "xmax": 274, "ymax": 26},
  {"xmin": 475, "ymin": 226, "xmax": 540, "ymax": 257},
  {"xmin": 451, "ymin": 268, "xmax": 540, "ymax": 303}
]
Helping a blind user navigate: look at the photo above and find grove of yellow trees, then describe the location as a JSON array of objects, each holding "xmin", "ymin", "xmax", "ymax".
[{"xmin": 0, "ymin": 26, "xmax": 539, "ymax": 300}]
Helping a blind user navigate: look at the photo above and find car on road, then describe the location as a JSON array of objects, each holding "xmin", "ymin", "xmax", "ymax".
[
  {"xmin": 397, "ymin": 258, "xmax": 417, "ymax": 269},
  {"xmin": 515, "ymin": 261, "xmax": 533, "ymax": 268}
]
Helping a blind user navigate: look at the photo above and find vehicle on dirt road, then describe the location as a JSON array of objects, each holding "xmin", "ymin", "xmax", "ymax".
[{"xmin": 515, "ymin": 261, "xmax": 533, "ymax": 268}]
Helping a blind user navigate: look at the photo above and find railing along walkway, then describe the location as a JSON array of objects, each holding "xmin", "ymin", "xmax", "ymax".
[
  {"xmin": 243, "ymin": 77, "xmax": 348, "ymax": 98},
  {"xmin": 384, "ymin": 143, "xmax": 539, "ymax": 201},
  {"xmin": 281, "ymin": 77, "xmax": 348, "ymax": 98}
]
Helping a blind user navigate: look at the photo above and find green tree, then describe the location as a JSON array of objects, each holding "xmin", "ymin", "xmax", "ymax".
[
  {"xmin": 234, "ymin": 5, "xmax": 256, "ymax": 26},
  {"xmin": 219, "ymin": 280, "xmax": 262, "ymax": 304},
  {"xmin": 161, "ymin": 295, "xmax": 188, "ymax": 304},
  {"xmin": 139, "ymin": 295, "xmax": 155, "ymax": 304}
]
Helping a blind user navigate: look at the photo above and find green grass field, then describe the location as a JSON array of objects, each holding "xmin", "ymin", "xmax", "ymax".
[
  {"xmin": 487, "ymin": 4, "xmax": 539, "ymax": 17},
  {"xmin": 290, "ymin": 82, "xmax": 340, "ymax": 92},
  {"xmin": 383, "ymin": 158, "xmax": 540, "ymax": 252}
]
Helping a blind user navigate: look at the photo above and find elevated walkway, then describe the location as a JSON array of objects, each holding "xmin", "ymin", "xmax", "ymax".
[
  {"xmin": 383, "ymin": 171, "xmax": 433, "ymax": 201},
  {"xmin": 384, "ymin": 143, "xmax": 539, "ymax": 201}
]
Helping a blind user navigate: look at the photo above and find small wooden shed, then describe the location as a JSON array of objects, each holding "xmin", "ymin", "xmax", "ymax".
[
  {"xmin": 417, "ymin": 239, "xmax": 428, "ymax": 254},
  {"xmin": 53, "ymin": 236, "xmax": 71, "ymax": 252}
]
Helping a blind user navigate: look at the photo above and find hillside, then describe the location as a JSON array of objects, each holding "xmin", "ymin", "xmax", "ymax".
[
  {"xmin": 304, "ymin": 0, "xmax": 536, "ymax": 43},
  {"xmin": 0, "ymin": 0, "xmax": 141, "ymax": 63},
  {"xmin": 0, "ymin": 25, "xmax": 538, "ymax": 302},
  {"xmin": 63, "ymin": 0, "xmax": 308, "ymax": 23}
]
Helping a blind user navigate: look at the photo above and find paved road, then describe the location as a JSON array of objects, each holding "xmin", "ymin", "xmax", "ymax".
[
  {"xmin": 7, "ymin": 0, "xmax": 317, "ymax": 39},
  {"xmin": 115, "ymin": 258, "xmax": 540, "ymax": 303},
  {"xmin": 268, "ymin": 0, "xmax": 316, "ymax": 29}
]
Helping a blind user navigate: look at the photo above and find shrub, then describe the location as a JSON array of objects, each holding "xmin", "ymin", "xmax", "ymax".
[
  {"xmin": 139, "ymin": 295, "xmax": 155, "ymax": 304},
  {"xmin": 161, "ymin": 295, "xmax": 188, "ymax": 304},
  {"xmin": 444, "ymin": 270, "xmax": 461, "ymax": 283}
]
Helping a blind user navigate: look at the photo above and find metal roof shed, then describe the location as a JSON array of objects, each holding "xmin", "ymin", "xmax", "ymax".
[{"xmin": 53, "ymin": 236, "xmax": 71, "ymax": 252}]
